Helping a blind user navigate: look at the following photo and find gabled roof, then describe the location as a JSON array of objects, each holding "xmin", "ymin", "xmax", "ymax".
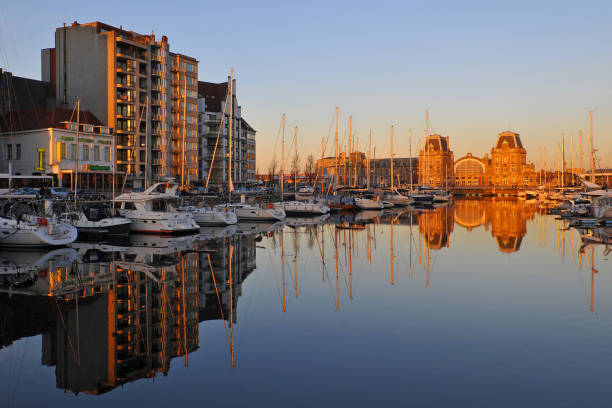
[
  {"xmin": 0, "ymin": 107, "xmax": 103, "ymax": 133},
  {"xmin": 198, "ymin": 81, "xmax": 228, "ymax": 112}
]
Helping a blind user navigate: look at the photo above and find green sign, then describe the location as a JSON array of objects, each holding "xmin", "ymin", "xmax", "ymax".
[
  {"xmin": 89, "ymin": 165, "xmax": 111, "ymax": 171},
  {"xmin": 61, "ymin": 136, "xmax": 74, "ymax": 141}
]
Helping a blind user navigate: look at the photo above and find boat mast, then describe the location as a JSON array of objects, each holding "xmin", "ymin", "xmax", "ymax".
[
  {"xmin": 578, "ymin": 130, "xmax": 583, "ymax": 173},
  {"xmin": 281, "ymin": 113, "xmax": 285, "ymax": 200},
  {"xmin": 561, "ymin": 133, "xmax": 565, "ymax": 188},
  {"xmin": 182, "ymin": 73, "xmax": 187, "ymax": 190},
  {"xmin": 74, "ymin": 97, "xmax": 80, "ymax": 207},
  {"xmin": 294, "ymin": 125, "xmax": 298, "ymax": 193},
  {"xmin": 425, "ymin": 110, "xmax": 429, "ymax": 186},
  {"xmin": 334, "ymin": 106, "xmax": 339, "ymax": 190},
  {"xmin": 390, "ymin": 125, "xmax": 394, "ymax": 191},
  {"xmin": 409, "ymin": 129, "xmax": 413, "ymax": 192},
  {"xmin": 348, "ymin": 115, "xmax": 352, "ymax": 187},
  {"xmin": 144, "ymin": 95, "xmax": 149, "ymax": 189},
  {"xmin": 228, "ymin": 68, "xmax": 234, "ymax": 195},
  {"xmin": 589, "ymin": 110, "xmax": 595, "ymax": 183},
  {"xmin": 367, "ymin": 130, "xmax": 371, "ymax": 190}
]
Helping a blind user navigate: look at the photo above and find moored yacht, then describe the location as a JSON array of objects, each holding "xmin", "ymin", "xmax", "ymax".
[
  {"xmin": 383, "ymin": 190, "xmax": 413, "ymax": 206},
  {"xmin": 216, "ymin": 203, "xmax": 286, "ymax": 222},
  {"xmin": 61, "ymin": 203, "xmax": 131, "ymax": 237},
  {"xmin": 355, "ymin": 193, "xmax": 383, "ymax": 210},
  {"xmin": 274, "ymin": 200, "xmax": 330, "ymax": 215},
  {"xmin": 176, "ymin": 205, "xmax": 238, "ymax": 226},
  {"xmin": 115, "ymin": 182, "xmax": 199, "ymax": 235},
  {"xmin": 0, "ymin": 214, "xmax": 77, "ymax": 247}
]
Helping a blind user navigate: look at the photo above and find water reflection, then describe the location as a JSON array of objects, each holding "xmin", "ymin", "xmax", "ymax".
[
  {"xmin": 1, "ymin": 199, "xmax": 610, "ymax": 405},
  {"xmin": 0, "ymin": 232, "xmax": 258, "ymax": 395}
]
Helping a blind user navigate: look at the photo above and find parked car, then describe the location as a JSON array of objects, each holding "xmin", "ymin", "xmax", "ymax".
[
  {"xmin": 12, "ymin": 187, "xmax": 40, "ymax": 196},
  {"xmin": 77, "ymin": 189, "xmax": 105, "ymax": 200},
  {"xmin": 189, "ymin": 186, "xmax": 207, "ymax": 195},
  {"xmin": 50, "ymin": 187, "xmax": 72, "ymax": 198}
]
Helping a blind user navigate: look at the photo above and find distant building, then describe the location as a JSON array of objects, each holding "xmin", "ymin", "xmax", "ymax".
[
  {"xmin": 370, "ymin": 157, "xmax": 418, "ymax": 187},
  {"xmin": 419, "ymin": 134, "xmax": 454, "ymax": 187},
  {"xmin": 0, "ymin": 107, "xmax": 114, "ymax": 189},
  {"xmin": 454, "ymin": 131, "xmax": 537, "ymax": 187},
  {"xmin": 197, "ymin": 79, "xmax": 256, "ymax": 187},
  {"xmin": 42, "ymin": 21, "xmax": 198, "ymax": 189},
  {"xmin": 316, "ymin": 152, "xmax": 418, "ymax": 187}
]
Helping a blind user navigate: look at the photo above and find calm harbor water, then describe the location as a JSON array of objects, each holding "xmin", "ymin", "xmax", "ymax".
[{"xmin": 1, "ymin": 198, "xmax": 610, "ymax": 407}]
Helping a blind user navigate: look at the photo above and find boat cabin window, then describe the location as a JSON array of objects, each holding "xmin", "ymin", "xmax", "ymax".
[
  {"xmin": 122, "ymin": 202, "xmax": 137, "ymax": 210},
  {"xmin": 151, "ymin": 199, "xmax": 168, "ymax": 211}
]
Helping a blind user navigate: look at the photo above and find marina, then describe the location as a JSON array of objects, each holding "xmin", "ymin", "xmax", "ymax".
[
  {"xmin": 1, "ymin": 3, "xmax": 612, "ymax": 405},
  {"xmin": 0, "ymin": 196, "xmax": 610, "ymax": 406}
]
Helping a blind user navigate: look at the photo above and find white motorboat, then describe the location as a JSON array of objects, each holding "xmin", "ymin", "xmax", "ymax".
[
  {"xmin": 355, "ymin": 193, "xmax": 383, "ymax": 210},
  {"xmin": 0, "ymin": 214, "xmax": 77, "ymax": 248},
  {"xmin": 177, "ymin": 205, "xmax": 238, "ymax": 226},
  {"xmin": 61, "ymin": 204, "xmax": 131, "ymax": 236},
  {"xmin": 216, "ymin": 203, "xmax": 286, "ymax": 222},
  {"xmin": 115, "ymin": 182, "xmax": 199, "ymax": 235},
  {"xmin": 274, "ymin": 200, "xmax": 330, "ymax": 215}
]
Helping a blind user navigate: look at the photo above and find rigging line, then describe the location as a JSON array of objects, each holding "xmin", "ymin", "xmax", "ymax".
[
  {"xmin": 205, "ymin": 84, "xmax": 230, "ymax": 189},
  {"xmin": 207, "ymin": 254, "xmax": 231, "ymax": 352},
  {"xmin": 54, "ymin": 298, "xmax": 80, "ymax": 366}
]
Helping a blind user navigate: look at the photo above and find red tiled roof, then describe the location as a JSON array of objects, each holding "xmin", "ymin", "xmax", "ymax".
[
  {"xmin": 0, "ymin": 107, "xmax": 103, "ymax": 133},
  {"xmin": 198, "ymin": 81, "xmax": 228, "ymax": 112}
]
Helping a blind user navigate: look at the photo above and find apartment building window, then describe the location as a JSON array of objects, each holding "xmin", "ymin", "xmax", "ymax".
[
  {"xmin": 69, "ymin": 144, "xmax": 76, "ymax": 160},
  {"xmin": 82, "ymin": 145, "xmax": 90, "ymax": 161},
  {"xmin": 105, "ymin": 147, "xmax": 111, "ymax": 161},
  {"xmin": 94, "ymin": 146, "xmax": 100, "ymax": 161},
  {"xmin": 6, "ymin": 144, "xmax": 11, "ymax": 160},
  {"xmin": 15, "ymin": 144, "xmax": 21, "ymax": 160}
]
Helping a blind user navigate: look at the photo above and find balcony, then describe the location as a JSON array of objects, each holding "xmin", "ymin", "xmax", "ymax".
[{"xmin": 116, "ymin": 82, "xmax": 135, "ymax": 90}]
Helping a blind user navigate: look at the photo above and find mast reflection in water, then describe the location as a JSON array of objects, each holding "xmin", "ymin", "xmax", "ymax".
[{"xmin": 1, "ymin": 199, "xmax": 611, "ymax": 406}]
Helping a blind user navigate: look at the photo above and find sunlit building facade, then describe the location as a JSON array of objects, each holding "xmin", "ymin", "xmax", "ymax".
[
  {"xmin": 42, "ymin": 21, "xmax": 198, "ymax": 189},
  {"xmin": 454, "ymin": 131, "xmax": 537, "ymax": 187},
  {"xmin": 418, "ymin": 134, "xmax": 454, "ymax": 187}
]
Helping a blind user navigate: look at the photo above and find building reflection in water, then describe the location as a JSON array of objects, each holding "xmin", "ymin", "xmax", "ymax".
[
  {"xmin": 454, "ymin": 198, "xmax": 537, "ymax": 253},
  {"xmin": 0, "ymin": 232, "xmax": 258, "ymax": 394}
]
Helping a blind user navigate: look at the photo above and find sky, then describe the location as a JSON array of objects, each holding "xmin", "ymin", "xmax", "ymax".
[{"xmin": 1, "ymin": 0, "xmax": 611, "ymax": 171}]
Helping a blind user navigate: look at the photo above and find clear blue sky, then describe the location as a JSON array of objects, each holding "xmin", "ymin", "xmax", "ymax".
[{"xmin": 1, "ymin": 0, "xmax": 611, "ymax": 170}]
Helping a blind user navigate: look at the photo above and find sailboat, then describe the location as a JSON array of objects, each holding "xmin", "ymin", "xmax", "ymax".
[{"xmin": 383, "ymin": 126, "xmax": 413, "ymax": 206}]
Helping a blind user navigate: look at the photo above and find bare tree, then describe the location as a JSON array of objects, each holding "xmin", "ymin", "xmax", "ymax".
[
  {"xmin": 267, "ymin": 158, "xmax": 278, "ymax": 186},
  {"xmin": 304, "ymin": 154, "xmax": 316, "ymax": 184}
]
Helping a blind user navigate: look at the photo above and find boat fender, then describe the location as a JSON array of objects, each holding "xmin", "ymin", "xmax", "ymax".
[
  {"xmin": 268, "ymin": 203, "xmax": 274, "ymax": 209},
  {"xmin": 38, "ymin": 217, "xmax": 49, "ymax": 226}
]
